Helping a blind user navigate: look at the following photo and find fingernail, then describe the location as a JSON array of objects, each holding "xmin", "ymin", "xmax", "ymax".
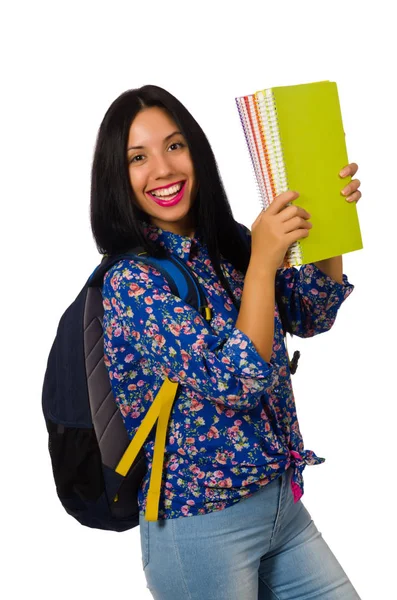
[{"xmin": 340, "ymin": 169, "xmax": 348, "ymax": 177}]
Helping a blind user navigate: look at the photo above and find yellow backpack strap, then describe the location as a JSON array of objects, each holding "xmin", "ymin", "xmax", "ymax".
[
  {"xmin": 114, "ymin": 377, "xmax": 179, "ymax": 521},
  {"xmin": 144, "ymin": 378, "xmax": 178, "ymax": 520}
]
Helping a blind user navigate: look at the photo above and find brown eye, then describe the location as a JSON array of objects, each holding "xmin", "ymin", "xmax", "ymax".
[
  {"xmin": 169, "ymin": 142, "xmax": 185, "ymax": 150},
  {"xmin": 130, "ymin": 154, "xmax": 144, "ymax": 163}
]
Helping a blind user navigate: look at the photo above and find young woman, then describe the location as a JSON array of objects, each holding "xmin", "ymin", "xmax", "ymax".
[{"xmin": 91, "ymin": 85, "xmax": 362, "ymax": 599}]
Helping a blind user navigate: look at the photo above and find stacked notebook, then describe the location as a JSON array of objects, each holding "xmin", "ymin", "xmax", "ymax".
[{"xmin": 235, "ymin": 80, "xmax": 363, "ymax": 267}]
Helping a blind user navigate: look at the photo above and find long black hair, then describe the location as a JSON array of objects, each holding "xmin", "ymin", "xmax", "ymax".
[{"xmin": 90, "ymin": 84, "xmax": 251, "ymax": 311}]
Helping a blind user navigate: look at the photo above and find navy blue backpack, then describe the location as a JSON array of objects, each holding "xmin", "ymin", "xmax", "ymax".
[{"xmin": 42, "ymin": 247, "xmax": 213, "ymax": 532}]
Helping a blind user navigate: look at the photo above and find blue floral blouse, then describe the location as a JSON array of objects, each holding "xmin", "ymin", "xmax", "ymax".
[{"xmin": 102, "ymin": 220, "xmax": 354, "ymax": 519}]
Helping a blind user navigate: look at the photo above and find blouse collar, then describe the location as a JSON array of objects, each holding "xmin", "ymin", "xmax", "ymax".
[{"xmin": 142, "ymin": 220, "xmax": 204, "ymax": 261}]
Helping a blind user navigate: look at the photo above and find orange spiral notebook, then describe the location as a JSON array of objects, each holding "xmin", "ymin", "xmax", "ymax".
[{"xmin": 235, "ymin": 80, "xmax": 363, "ymax": 267}]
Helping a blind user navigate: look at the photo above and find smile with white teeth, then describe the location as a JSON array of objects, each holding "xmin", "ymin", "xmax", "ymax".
[{"xmin": 148, "ymin": 182, "xmax": 183, "ymax": 198}]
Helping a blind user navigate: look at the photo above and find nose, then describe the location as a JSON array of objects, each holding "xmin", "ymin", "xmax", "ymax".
[{"xmin": 150, "ymin": 152, "xmax": 175, "ymax": 179}]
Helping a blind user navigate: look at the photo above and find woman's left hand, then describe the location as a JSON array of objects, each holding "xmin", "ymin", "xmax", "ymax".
[{"xmin": 339, "ymin": 162, "xmax": 361, "ymax": 203}]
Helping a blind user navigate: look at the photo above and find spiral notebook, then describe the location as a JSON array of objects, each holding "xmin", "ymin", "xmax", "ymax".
[{"xmin": 235, "ymin": 80, "xmax": 363, "ymax": 267}]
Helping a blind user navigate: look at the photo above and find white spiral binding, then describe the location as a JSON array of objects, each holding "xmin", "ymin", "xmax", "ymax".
[{"xmin": 255, "ymin": 89, "xmax": 303, "ymax": 267}]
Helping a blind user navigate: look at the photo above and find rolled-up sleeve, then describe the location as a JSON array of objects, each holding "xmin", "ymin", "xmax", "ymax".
[
  {"xmin": 236, "ymin": 222, "xmax": 355, "ymax": 339},
  {"xmin": 275, "ymin": 263, "xmax": 355, "ymax": 338},
  {"xmin": 102, "ymin": 259, "xmax": 279, "ymax": 410}
]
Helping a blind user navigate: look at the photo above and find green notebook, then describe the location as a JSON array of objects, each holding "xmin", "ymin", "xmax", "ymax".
[{"xmin": 235, "ymin": 80, "xmax": 363, "ymax": 266}]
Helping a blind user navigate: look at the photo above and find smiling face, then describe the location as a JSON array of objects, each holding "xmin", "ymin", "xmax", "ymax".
[{"xmin": 126, "ymin": 106, "xmax": 199, "ymax": 237}]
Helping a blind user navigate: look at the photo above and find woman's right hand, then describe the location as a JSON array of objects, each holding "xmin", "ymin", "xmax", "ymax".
[{"xmin": 249, "ymin": 191, "xmax": 312, "ymax": 273}]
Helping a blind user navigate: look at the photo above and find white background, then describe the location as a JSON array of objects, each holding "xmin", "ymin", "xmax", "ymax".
[{"xmin": 2, "ymin": 1, "xmax": 395, "ymax": 598}]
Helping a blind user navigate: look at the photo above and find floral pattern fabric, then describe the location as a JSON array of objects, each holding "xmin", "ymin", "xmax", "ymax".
[{"xmin": 102, "ymin": 221, "xmax": 354, "ymax": 519}]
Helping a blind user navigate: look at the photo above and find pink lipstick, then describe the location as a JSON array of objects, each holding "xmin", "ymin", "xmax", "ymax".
[{"xmin": 146, "ymin": 181, "xmax": 187, "ymax": 207}]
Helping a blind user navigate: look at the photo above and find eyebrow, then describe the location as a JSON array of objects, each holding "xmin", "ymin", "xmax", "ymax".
[{"xmin": 127, "ymin": 130, "xmax": 182, "ymax": 151}]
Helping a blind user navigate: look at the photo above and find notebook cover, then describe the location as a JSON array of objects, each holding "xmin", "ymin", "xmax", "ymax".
[{"xmin": 270, "ymin": 80, "xmax": 363, "ymax": 263}]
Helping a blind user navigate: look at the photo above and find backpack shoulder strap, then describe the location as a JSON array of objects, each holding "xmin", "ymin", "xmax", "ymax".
[{"xmin": 88, "ymin": 247, "xmax": 211, "ymax": 321}]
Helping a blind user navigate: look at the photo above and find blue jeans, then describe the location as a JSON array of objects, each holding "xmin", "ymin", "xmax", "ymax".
[{"xmin": 139, "ymin": 466, "xmax": 361, "ymax": 599}]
